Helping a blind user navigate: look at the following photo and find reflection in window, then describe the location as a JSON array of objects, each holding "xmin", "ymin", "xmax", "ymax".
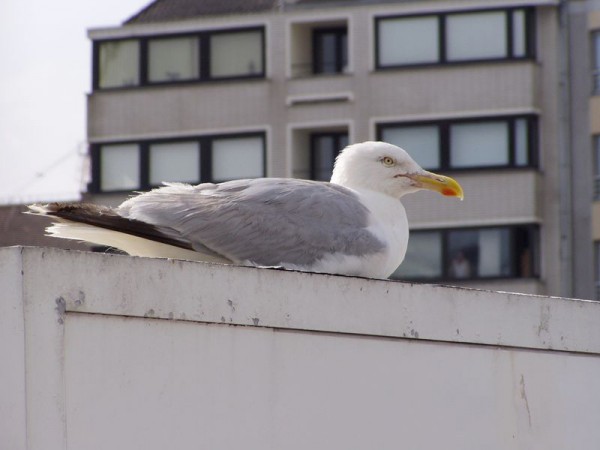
[
  {"xmin": 210, "ymin": 31, "xmax": 264, "ymax": 78},
  {"xmin": 100, "ymin": 144, "xmax": 140, "ymax": 191},
  {"xmin": 448, "ymin": 228, "xmax": 511, "ymax": 278},
  {"xmin": 148, "ymin": 37, "xmax": 199, "ymax": 82},
  {"xmin": 377, "ymin": 16, "xmax": 439, "ymax": 66},
  {"xmin": 381, "ymin": 125, "xmax": 440, "ymax": 169},
  {"xmin": 310, "ymin": 132, "xmax": 349, "ymax": 181},
  {"xmin": 212, "ymin": 136, "xmax": 264, "ymax": 181},
  {"xmin": 393, "ymin": 226, "xmax": 538, "ymax": 281},
  {"xmin": 393, "ymin": 231, "xmax": 442, "ymax": 279},
  {"xmin": 313, "ymin": 28, "xmax": 348, "ymax": 74},
  {"xmin": 446, "ymin": 11, "xmax": 506, "ymax": 61},
  {"xmin": 98, "ymin": 40, "xmax": 140, "ymax": 88},
  {"xmin": 150, "ymin": 142, "xmax": 200, "ymax": 185}
]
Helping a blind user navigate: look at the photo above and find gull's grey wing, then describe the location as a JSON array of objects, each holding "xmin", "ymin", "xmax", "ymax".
[{"xmin": 118, "ymin": 178, "xmax": 386, "ymax": 267}]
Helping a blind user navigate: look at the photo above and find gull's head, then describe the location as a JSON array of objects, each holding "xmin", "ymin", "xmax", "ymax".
[{"xmin": 330, "ymin": 141, "xmax": 464, "ymax": 200}]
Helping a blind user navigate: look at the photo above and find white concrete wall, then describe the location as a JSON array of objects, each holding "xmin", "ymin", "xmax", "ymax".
[{"xmin": 2, "ymin": 246, "xmax": 600, "ymax": 450}]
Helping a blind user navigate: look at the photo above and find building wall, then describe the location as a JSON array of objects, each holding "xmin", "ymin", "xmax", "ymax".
[
  {"xmin": 85, "ymin": 0, "xmax": 580, "ymax": 297},
  {"xmin": 2, "ymin": 247, "xmax": 600, "ymax": 450},
  {"xmin": 588, "ymin": 6, "xmax": 600, "ymax": 298}
]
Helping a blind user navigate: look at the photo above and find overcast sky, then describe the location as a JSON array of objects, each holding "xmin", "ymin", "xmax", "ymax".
[{"xmin": 0, "ymin": 0, "xmax": 150, "ymax": 204}]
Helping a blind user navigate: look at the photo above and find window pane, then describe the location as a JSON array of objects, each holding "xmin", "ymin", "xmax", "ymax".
[
  {"xmin": 339, "ymin": 134, "xmax": 349, "ymax": 150},
  {"xmin": 313, "ymin": 30, "xmax": 348, "ymax": 74},
  {"xmin": 446, "ymin": 12, "xmax": 507, "ymax": 61},
  {"xmin": 512, "ymin": 10, "xmax": 526, "ymax": 57},
  {"xmin": 594, "ymin": 32, "xmax": 600, "ymax": 94},
  {"xmin": 98, "ymin": 40, "xmax": 140, "ymax": 88},
  {"xmin": 212, "ymin": 136, "xmax": 264, "ymax": 181},
  {"xmin": 100, "ymin": 144, "xmax": 140, "ymax": 191},
  {"xmin": 595, "ymin": 136, "xmax": 600, "ymax": 200},
  {"xmin": 515, "ymin": 118, "xmax": 529, "ymax": 166},
  {"xmin": 514, "ymin": 227, "xmax": 535, "ymax": 277},
  {"xmin": 447, "ymin": 230, "xmax": 478, "ymax": 279},
  {"xmin": 210, "ymin": 31, "xmax": 263, "ymax": 78},
  {"xmin": 312, "ymin": 135, "xmax": 343, "ymax": 181},
  {"xmin": 315, "ymin": 32, "xmax": 339, "ymax": 74},
  {"xmin": 340, "ymin": 33, "xmax": 348, "ymax": 72},
  {"xmin": 150, "ymin": 141, "xmax": 200, "ymax": 185},
  {"xmin": 393, "ymin": 231, "xmax": 442, "ymax": 279},
  {"xmin": 478, "ymin": 228, "xmax": 511, "ymax": 277},
  {"xmin": 148, "ymin": 37, "xmax": 199, "ymax": 82},
  {"xmin": 450, "ymin": 121, "xmax": 509, "ymax": 168},
  {"xmin": 448, "ymin": 228, "xmax": 511, "ymax": 278},
  {"xmin": 595, "ymin": 32, "xmax": 600, "ymax": 69},
  {"xmin": 381, "ymin": 125, "xmax": 440, "ymax": 169},
  {"xmin": 378, "ymin": 17, "xmax": 439, "ymax": 65},
  {"xmin": 596, "ymin": 241, "xmax": 600, "ymax": 299}
]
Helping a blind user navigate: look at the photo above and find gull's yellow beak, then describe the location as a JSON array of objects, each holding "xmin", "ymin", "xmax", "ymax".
[{"xmin": 411, "ymin": 170, "xmax": 464, "ymax": 200}]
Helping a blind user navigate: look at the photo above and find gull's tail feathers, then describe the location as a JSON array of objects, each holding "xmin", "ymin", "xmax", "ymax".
[{"xmin": 26, "ymin": 202, "xmax": 223, "ymax": 262}]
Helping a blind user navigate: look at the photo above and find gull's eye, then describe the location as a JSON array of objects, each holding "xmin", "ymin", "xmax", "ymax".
[{"xmin": 382, "ymin": 156, "xmax": 395, "ymax": 167}]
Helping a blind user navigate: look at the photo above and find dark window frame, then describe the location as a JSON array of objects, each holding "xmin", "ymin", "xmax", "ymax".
[
  {"xmin": 309, "ymin": 131, "xmax": 349, "ymax": 180},
  {"xmin": 92, "ymin": 26, "xmax": 266, "ymax": 91},
  {"xmin": 89, "ymin": 132, "xmax": 267, "ymax": 193},
  {"xmin": 392, "ymin": 224, "xmax": 540, "ymax": 282},
  {"xmin": 592, "ymin": 31, "xmax": 600, "ymax": 95},
  {"xmin": 594, "ymin": 135, "xmax": 600, "ymax": 200},
  {"xmin": 377, "ymin": 114, "xmax": 538, "ymax": 172},
  {"xmin": 312, "ymin": 27, "xmax": 348, "ymax": 75},
  {"xmin": 374, "ymin": 7, "xmax": 535, "ymax": 70}
]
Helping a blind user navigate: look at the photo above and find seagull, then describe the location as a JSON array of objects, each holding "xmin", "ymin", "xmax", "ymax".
[{"xmin": 28, "ymin": 141, "xmax": 463, "ymax": 278}]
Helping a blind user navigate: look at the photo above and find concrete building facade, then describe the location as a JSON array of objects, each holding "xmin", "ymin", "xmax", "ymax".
[{"xmin": 83, "ymin": 0, "xmax": 598, "ymax": 299}]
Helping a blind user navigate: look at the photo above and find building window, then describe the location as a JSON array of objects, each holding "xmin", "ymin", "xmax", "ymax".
[
  {"xmin": 100, "ymin": 143, "xmax": 140, "ymax": 191},
  {"xmin": 375, "ymin": 8, "xmax": 534, "ymax": 68},
  {"xmin": 91, "ymin": 133, "xmax": 266, "ymax": 193},
  {"xmin": 149, "ymin": 141, "xmax": 200, "ymax": 185},
  {"xmin": 446, "ymin": 11, "xmax": 507, "ymax": 61},
  {"xmin": 378, "ymin": 115, "xmax": 537, "ymax": 171},
  {"xmin": 450, "ymin": 121, "xmax": 509, "ymax": 168},
  {"xmin": 93, "ymin": 27, "xmax": 265, "ymax": 89},
  {"xmin": 148, "ymin": 37, "xmax": 200, "ymax": 83},
  {"xmin": 289, "ymin": 21, "xmax": 348, "ymax": 77},
  {"xmin": 594, "ymin": 136, "xmax": 600, "ymax": 200},
  {"xmin": 310, "ymin": 132, "xmax": 349, "ymax": 181},
  {"xmin": 393, "ymin": 225, "xmax": 539, "ymax": 282},
  {"xmin": 211, "ymin": 135, "xmax": 265, "ymax": 182},
  {"xmin": 313, "ymin": 28, "xmax": 348, "ymax": 74},
  {"xmin": 593, "ymin": 31, "xmax": 600, "ymax": 94},
  {"xmin": 595, "ymin": 242, "xmax": 600, "ymax": 300},
  {"xmin": 378, "ymin": 16, "xmax": 439, "ymax": 66},
  {"xmin": 97, "ymin": 40, "xmax": 140, "ymax": 88},
  {"xmin": 209, "ymin": 30, "xmax": 264, "ymax": 78}
]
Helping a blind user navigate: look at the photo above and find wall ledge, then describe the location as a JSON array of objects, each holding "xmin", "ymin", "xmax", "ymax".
[{"xmin": 4, "ymin": 246, "xmax": 599, "ymax": 355}]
